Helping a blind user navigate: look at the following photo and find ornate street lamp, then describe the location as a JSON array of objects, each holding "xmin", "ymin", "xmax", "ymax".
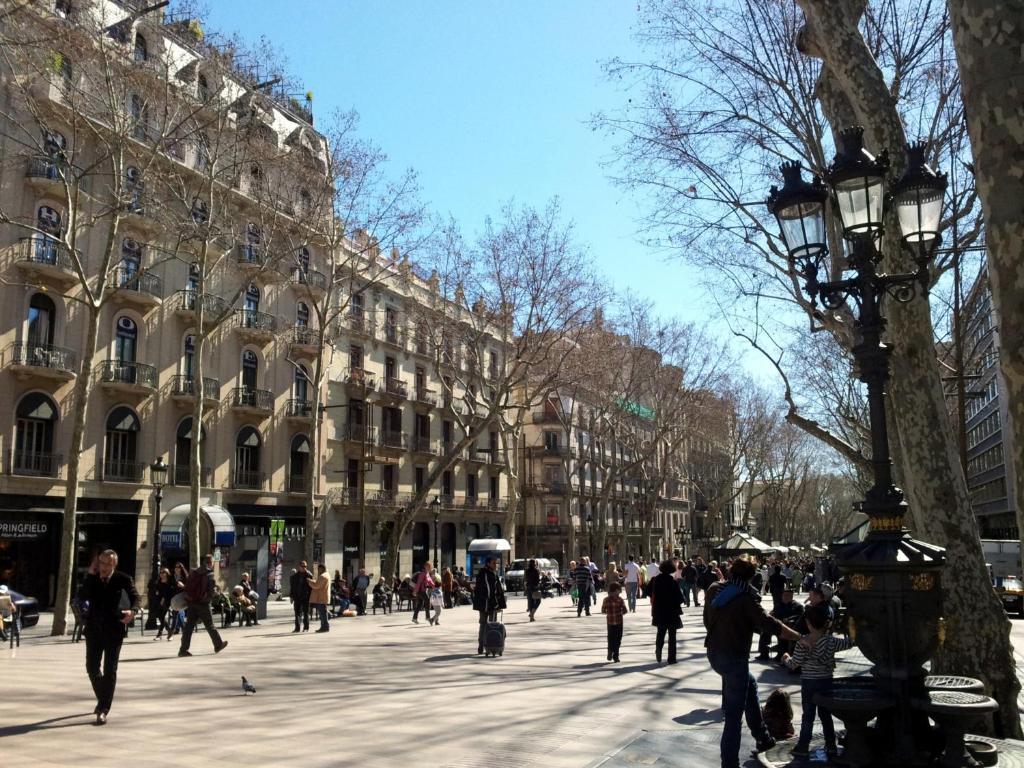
[
  {"xmin": 768, "ymin": 129, "xmax": 948, "ymax": 760},
  {"xmin": 585, "ymin": 513, "xmax": 593, "ymax": 559},
  {"xmin": 149, "ymin": 455, "xmax": 169, "ymax": 583},
  {"xmin": 431, "ymin": 495, "xmax": 441, "ymax": 568}
]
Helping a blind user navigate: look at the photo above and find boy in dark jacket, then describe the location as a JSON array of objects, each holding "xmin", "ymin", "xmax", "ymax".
[
  {"xmin": 601, "ymin": 583, "xmax": 627, "ymax": 662},
  {"xmin": 704, "ymin": 557, "xmax": 802, "ymax": 768}
]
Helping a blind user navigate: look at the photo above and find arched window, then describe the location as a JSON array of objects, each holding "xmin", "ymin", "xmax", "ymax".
[
  {"xmin": 241, "ymin": 349, "xmax": 258, "ymax": 390},
  {"xmin": 130, "ymin": 94, "xmax": 147, "ymax": 139},
  {"xmin": 249, "ymin": 163, "xmax": 263, "ymax": 193},
  {"xmin": 242, "ymin": 284, "xmax": 260, "ymax": 326},
  {"xmin": 289, "ymin": 434, "xmax": 311, "ymax": 491},
  {"xmin": 114, "ymin": 316, "xmax": 137, "ymax": 363},
  {"xmin": 296, "ymin": 301, "xmax": 310, "ymax": 328},
  {"xmin": 194, "ymin": 134, "xmax": 210, "ymax": 170},
  {"xmin": 235, "ymin": 426, "xmax": 262, "ymax": 489},
  {"xmin": 294, "ymin": 364, "xmax": 309, "ymax": 402},
  {"xmin": 186, "ymin": 262, "xmax": 200, "ymax": 293},
  {"xmin": 120, "ymin": 237, "xmax": 141, "ymax": 282},
  {"xmin": 124, "ymin": 166, "xmax": 143, "ymax": 212},
  {"xmin": 182, "ymin": 334, "xmax": 195, "ymax": 378},
  {"xmin": 297, "ymin": 246, "xmax": 310, "ymax": 276},
  {"xmin": 43, "ymin": 130, "xmax": 66, "ymax": 158},
  {"xmin": 14, "ymin": 392, "xmax": 58, "ymax": 475},
  {"xmin": 175, "ymin": 417, "xmax": 206, "ymax": 483},
  {"xmin": 299, "ymin": 189, "xmax": 311, "ymax": 214},
  {"xmin": 37, "ymin": 205, "xmax": 61, "ymax": 234},
  {"xmin": 54, "ymin": 0, "xmax": 72, "ymax": 19},
  {"xmin": 104, "ymin": 406, "xmax": 140, "ymax": 481},
  {"xmin": 27, "ymin": 293, "xmax": 56, "ymax": 348},
  {"xmin": 197, "ymin": 73, "xmax": 210, "ymax": 101},
  {"xmin": 190, "ymin": 197, "xmax": 207, "ymax": 223},
  {"xmin": 133, "ymin": 33, "xmax": 147, "ymax": 62}
]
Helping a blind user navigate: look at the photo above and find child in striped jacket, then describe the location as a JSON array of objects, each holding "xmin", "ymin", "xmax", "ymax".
[{"xmin": 782, "ymin": 605, "xmax": 854, "ymax": 759}]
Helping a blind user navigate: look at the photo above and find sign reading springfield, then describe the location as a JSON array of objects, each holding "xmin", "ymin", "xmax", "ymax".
[{"xmin": 0, "ymin": 520, "xmax": 49, "ymax": 540}]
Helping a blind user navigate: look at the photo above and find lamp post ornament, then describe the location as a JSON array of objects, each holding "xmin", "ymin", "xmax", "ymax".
[{"xmin": 767, "ymin": 128, "xmax": 954, "ymax": 763}]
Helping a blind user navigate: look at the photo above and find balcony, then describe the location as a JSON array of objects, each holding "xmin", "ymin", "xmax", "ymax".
[
  {"xmin": 413, "ymin": 388, "xmax": 437, "ymax": 409},
  {"xmin": 232, "ymin": 469, "xmax": 265, "ymax": 491},
  {"xmin": 366, "ymin": 490, "xmax": 397, "ymax": 506},
  {"xmin": 336, "ymin": 312, "xmax": 374, "ymax": 339},
  {"xmin": 97, "ymin": 360, "xmax": 157, "ymax": 394},
  {"xmin": 14, "ymin": 237, "xmax": 78, "ymax": 287},
  {"xmin": 381, "ymin": 323, "xmax": 404, "ymax": 350},
  {"xmin": 378, "ymin": 377, "xmax": 408, "ymax": 401},
  {"xmin": 441, "ymin": 397, "xmax": 465, "ymax": 415},
  {"xmin": 532, "ymin": 410, "xmax": 563, "ymax": 424},
  {"xmin": 288, "ymin": 325, "xmax": 322, "ymax": 355},
  {"xmin": 461, "ymin": 496, "xmax": 483, "ymax": 510},
  {"xmin": 170, "ymin": 374, "xmax": 220, "ymax": 404},
  {"xmin": 172, "ymin": 463, "xmax": 212, "ymax": 487},
  {"xmin": 4, "ymin": 342, "xmax": 77, "ymax": 381},
  {"xmin": 175, "ymin": 290, "xmax": 230, "ymax": 324},
  {"xmin": 24, "ymin": 156, "xmax": 65, "ymax": 190},
  {"xmin": 332, "ymin": 422, "xmax": 376, "ymax": 445},
  {"xmin": 6, "ymin": 450, "xmax": 61, "ymax": 478},
  {"xmin": 230, "ymin": 387, "xmax": 274, "ymax": 416},
  {"xmin": 464, "ymin": 447, "xmax": 488, "ymax": 465},
  {"xmin": 235, "ymin": 308, "xmax": 278, "ymax": 343},
  {"xmin": 288, "ymin": 474, "xmax": 311, "ymax": 494},
  {"xmin": 343, "ymin": 366, "xmax": 377, "ymax": 393},
  {"xmin": 236, "ymin": 243, "xmax": 265, "ymax": 270},
  {"xmin": 123, "ymin": 188, "xmax": 158, "ymax": 233},
  {"xmin": 411, "ymin": 336, "xmax": 431, "ymax": 358},
  {"xmin": 409, "ymin": 435, "xmax": 436, "ymax": 455},
  {"xmin": 285, "ymin": 398, "xmax": 315, "ymax": 421},
  {"xmin": 378, "ymin": 430, "xmax": 406, "ymax": 452},
  {"xmin": 486, "ymin": 498, "xmax": 510, "ymax": 512},
  {"xmin": 290, "ymin": 268, "xmax": 327, "ymax": 296},
  {"xmin": 533, "ymin": 444, "xmax": 575, "ymax": 459},
  {"xmin": 102, "ymin": 459, "xmax": 145, "ymax": 483},
  {"xmin": 107, "ymin": 267, "xmax": 162, "ymax": 308}
]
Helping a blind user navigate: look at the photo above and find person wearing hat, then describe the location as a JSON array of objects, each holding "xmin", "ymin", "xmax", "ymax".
[{"xmin": 0, "ymin": 585, "xmax": 17, "ymax": 641}]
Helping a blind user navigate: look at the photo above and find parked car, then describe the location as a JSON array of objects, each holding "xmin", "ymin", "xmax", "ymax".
[
  {"xmin": 995, "ymin": 575, "xmax": 1024, "ymax": 617},
  {"xmin": 5, "ymin": 589, "xmax": 40, "ymax": 628}
]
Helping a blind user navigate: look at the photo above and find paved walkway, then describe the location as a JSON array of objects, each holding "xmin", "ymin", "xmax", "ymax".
[{"xmin": 4, "ymin": 596, "xmax": 1022, "ymax": 767}]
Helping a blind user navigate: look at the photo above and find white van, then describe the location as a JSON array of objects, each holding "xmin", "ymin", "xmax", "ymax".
[{"xmin": 505, "ymin": 558, "xmax": 560, "ymax": 593}]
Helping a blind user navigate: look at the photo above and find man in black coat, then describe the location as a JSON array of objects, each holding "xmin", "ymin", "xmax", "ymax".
[
  {"xmin": 649, "ymin": 559, "xmax": 685, "ymax": 663},
  {"xmin": 290, "ymin": 560, "xmax": 313, "ymax": 632},
  {"xmin": 178, "ymin": 553, "xmax": 228, "ymax": 657},
  {"xmin": 473, "ymin": 557, "xmax": 506, "ymax": 654},
  {"xmin": 78, "ymin": 549, "xmax": 139, "ymax": 725}
]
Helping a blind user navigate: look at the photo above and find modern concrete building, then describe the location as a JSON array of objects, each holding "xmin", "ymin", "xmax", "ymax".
[{"xmin": 958, "ymin": 266, "xmax": 1018, "ymax": 539}]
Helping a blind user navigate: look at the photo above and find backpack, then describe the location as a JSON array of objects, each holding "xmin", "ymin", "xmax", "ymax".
[{"xmin": 184, "ymin": 568, "xmax": 208, "ymax": 604}]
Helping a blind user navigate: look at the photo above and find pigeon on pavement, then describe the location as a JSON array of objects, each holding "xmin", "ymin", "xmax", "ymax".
[{"xmin": 241, "ymin": 676, "xmax": 256, "ymax": 695}]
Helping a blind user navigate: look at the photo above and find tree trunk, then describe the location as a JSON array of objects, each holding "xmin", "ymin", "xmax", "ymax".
[
  {"xmin": 189, "ymin": 304, "xmax": 207, "ymax": 568},
  {"xmin": 51, "ymin": 307, "xmax": 100, "ymax": 635},
  {"xmin": 797, "ymin": 0, "xmax": 1023, "ymax": 737},
  {"xmin": 946, "ymin": 0, "xmax": 1024, "ymax": 562}
]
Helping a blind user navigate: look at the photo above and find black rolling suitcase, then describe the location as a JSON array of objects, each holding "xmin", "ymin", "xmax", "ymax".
[{"xmin": 484, "ymin": 614, "xmax": 506, "ymax": 657}]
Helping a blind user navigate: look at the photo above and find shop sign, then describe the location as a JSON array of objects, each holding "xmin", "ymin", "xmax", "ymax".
[
  {"xmin": 161, "ymin": 530, "xmax": 184, "ymax": 549},
  {"xmin": 0, "ymin": 520, "xmax": 49, "ymax": 540}
]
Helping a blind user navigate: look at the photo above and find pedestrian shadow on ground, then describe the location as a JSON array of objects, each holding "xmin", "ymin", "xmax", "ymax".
[
  {"xmin": 423, "ymin": 653, "xmax": 483, "ymax": 663},
  {"xmin": 571, "ymin": 661, "xmax": 664, "ymax": 673},
  {"xmin": 0, "ymin": 713, "xmax": 93, "ymax": 737},
  {"xmin": 121, "ymin": 656, "xmax": 176, "ymax": 663},
  {"xmin": 673, "ymin": 707, "xmax": 721, "ymax": 725}
]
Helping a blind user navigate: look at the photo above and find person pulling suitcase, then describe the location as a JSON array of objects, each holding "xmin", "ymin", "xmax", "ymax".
[{"xmin": 474, "ymin": 556, "xmax": 506, "ymax": 656}]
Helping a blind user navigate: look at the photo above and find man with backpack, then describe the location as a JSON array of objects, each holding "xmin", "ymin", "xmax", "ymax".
[{"xmin": 178, "ymin": 554, "xmax": 228, "ymax": 657}]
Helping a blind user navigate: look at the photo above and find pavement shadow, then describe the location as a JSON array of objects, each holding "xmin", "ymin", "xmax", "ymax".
[
  {"xmin": 673, "ymin": 707, "xmax": 721, "ymax": 725},
  {"xmin": 0, "ymin": 713, "xmax": 93, "ymax": 737},
  {"xmin": 423, "ymin": 653, "xmax": 480, "ymax": 663},
  {"xmin": 121, "ymin": 656, "xmax": 175, "ymax": 663}
]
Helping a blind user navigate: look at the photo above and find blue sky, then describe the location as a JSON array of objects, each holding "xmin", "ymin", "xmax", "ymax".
[{"xmin": 202, "ymin": 1, "xmax": 736, "ymax": 356}]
